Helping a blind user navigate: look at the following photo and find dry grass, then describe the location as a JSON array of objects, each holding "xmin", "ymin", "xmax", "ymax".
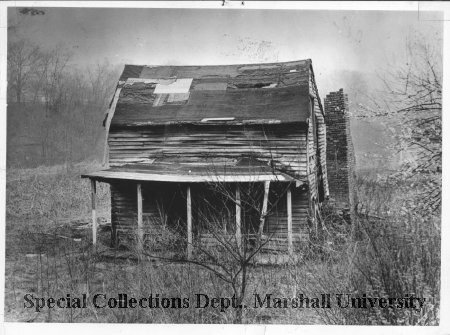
[
  {"xmin": 4, "ymin": 164, "xmax": 440, "ymax": 324},
  {"xmin": 4, "ymin": 164, "xmax": 320, "ymax": 323},
  {"xmin": 6, "ymin": 161, "xmax": 110, "ymax": 220},
  {"xmin": 290, "ymin": 171, "xmax": 441, "ymax": 325}
]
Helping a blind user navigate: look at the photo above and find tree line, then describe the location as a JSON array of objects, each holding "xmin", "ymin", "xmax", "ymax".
[
  {"xmin": 7, "ymin": 38, "xmax": 119, "ymax": 112},
  {"xmin": 7, "ymin": 37, "xmax": 121, "ymax": 167}
]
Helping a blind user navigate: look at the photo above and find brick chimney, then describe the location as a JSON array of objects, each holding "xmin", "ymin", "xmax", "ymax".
[{"xmin": 324, "ymin": 89, "xmax": 356, "ymax": 211}]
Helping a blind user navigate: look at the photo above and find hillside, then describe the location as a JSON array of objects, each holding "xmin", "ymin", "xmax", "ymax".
[{"xmin": 7, "ymin": 102, "xmax": 106, "ymax": 168}]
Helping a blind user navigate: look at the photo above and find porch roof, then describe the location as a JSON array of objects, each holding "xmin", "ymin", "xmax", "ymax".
[{"xmin": 81, "ymin": 162, "xmax": 298, "ymax": 183}]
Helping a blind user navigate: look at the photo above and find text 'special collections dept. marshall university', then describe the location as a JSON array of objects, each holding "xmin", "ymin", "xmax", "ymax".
[{"xmin": 24, "ymin": 293, "xmax": 427, "ymax": 313}]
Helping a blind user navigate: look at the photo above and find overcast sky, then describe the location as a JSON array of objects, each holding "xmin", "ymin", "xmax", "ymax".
[{"xmin": 8, "ymin": 7, "xmax": 443, "ymax": 92}]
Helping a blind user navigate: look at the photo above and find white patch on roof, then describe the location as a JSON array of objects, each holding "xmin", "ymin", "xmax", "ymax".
[{"xmin": 153, "ymin": 78, "xmax": 193, "ymax": 94}]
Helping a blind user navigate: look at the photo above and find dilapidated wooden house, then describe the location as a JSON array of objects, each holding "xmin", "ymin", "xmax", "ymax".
[{"xmin": 82, "ymin": 59, "xmax": 354, "ymax": 257}]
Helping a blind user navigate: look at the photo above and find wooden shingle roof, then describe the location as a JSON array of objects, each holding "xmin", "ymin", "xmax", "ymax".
[{"xmin": 109, "ymin": 60, "xmax": 312, "ymax": 128}]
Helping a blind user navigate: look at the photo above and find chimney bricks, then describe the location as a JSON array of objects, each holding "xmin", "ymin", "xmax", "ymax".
[{"xmin": 324, "ymin": 89, "xmax": 356, "ymax": 211}]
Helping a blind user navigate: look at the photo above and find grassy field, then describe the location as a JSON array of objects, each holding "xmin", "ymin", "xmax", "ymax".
[
  {"xmin": 4, "ymin": 163, "xmax": 321, "ymax": 323},
  {"xmin": 4, "ymin": 164, "xmax": 441, "ymax": 324}
]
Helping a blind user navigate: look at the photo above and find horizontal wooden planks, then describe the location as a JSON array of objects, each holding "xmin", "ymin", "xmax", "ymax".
[
  {"xmin": 264, "ymin": 185, "xmax": 309, "ymax": 236},
  {"xmin": 111, "ymin": 181, "xmax": 186, "ymax": 232},
  {"xmin": 108, "ymin": 124, "xmax": 308, "ymax": 178}
]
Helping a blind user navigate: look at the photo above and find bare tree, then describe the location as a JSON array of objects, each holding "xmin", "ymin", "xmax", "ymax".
[
  {"xmin": 137, "ymin": 179, "xmax": 291, "ymax": 323},
  {"xmin": 352, "ymin": 35, "xmax": 442, "ymax": 213},
  {"xmin": 7, "ymin": 39, "xmax": 43, "ymax": 103},
  {"xmin": 382, "ymin": 38, "xmax": 441, "ymax": 212},
  {"xmin": 41, "ymin": 47, "xmax": 72, "ymax": 115},
  {"xmin": 86, "ymin": 60, "xmax": 120, "ymax": 106}
]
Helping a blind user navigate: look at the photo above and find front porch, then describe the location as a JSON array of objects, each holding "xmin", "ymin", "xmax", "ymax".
[{"xmin": 82, "ymin": 164, "xmax": 308, "ymax": 259}]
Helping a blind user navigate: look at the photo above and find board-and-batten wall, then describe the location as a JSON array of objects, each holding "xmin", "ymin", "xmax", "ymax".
[{"xmin": 107, "ymin": 123, "xmax": 313, "ymax": 240}]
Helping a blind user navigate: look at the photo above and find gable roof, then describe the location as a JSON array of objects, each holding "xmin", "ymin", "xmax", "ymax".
[{"xmin": 109, "ymin": 59, "xmax": 313, "ymax": 128}]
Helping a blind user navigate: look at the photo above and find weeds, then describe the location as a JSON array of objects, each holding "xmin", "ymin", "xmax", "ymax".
[
  {"xmin": 289, "ymin": 173, "xmax": 440, "ymax": 325},
  {"xmin": 4, "ymin": 166, "xmax": 440, "ymax": 324}
]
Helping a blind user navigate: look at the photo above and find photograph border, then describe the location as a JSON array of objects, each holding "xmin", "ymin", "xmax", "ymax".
[{"xmin": 0, "ymin": 1, "xmax": 448, "ymax": 334}]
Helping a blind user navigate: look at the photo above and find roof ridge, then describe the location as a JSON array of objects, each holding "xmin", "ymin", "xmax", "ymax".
[{"xmin": 123, "ymin": 59, "xmax": 311, "ymax": 68}]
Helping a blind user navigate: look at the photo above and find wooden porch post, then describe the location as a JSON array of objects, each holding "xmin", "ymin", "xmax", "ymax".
[
  {"xmin": 137, "ymin": 183, "xmax": 143, "ymax": 250},
  {"xmin": 90, "ymin": 179, "xmax": 97, "ymax": 246},
  {"xmin": 187, "ymin": 185, "xmax": 193, "ymax": 259},
  {"xmin": 235, "ymin": 184, "xmax": 242, "ymax": 251},
  {"xmin": 258, "ymin": 181, "xmax": 270, "ymax": 238},
  {"xmin": 287, "ymin": 186, "xmax": 293, "ymax": 255}
]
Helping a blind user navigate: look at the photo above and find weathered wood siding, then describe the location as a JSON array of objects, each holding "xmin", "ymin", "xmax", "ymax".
[
  {"xmin": 111, "ymin": 181, "xmax": 186, "ymax": 244},
  {"xmin": 307, "ymin": 115, "xmax": 318, "ymax": 204},
  {"xmin": 111, "ymin": 180, "xmax": 309, "ymax": 246},
  {"xmin": 264, "ymin": 184, "xmax": 309, "ymax": 236},
  {"xmin": 108, "ymin": 124, "xmax": 308, "ymax": 179},
  {"xmin": 309, "ymin": 66, "xmax": 329, "ymax": 199}
]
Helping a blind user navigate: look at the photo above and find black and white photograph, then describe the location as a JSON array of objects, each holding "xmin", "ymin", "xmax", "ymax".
[{"xmin": 0, "ymin": 1, "xmax": 448, "ymax": 330}]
